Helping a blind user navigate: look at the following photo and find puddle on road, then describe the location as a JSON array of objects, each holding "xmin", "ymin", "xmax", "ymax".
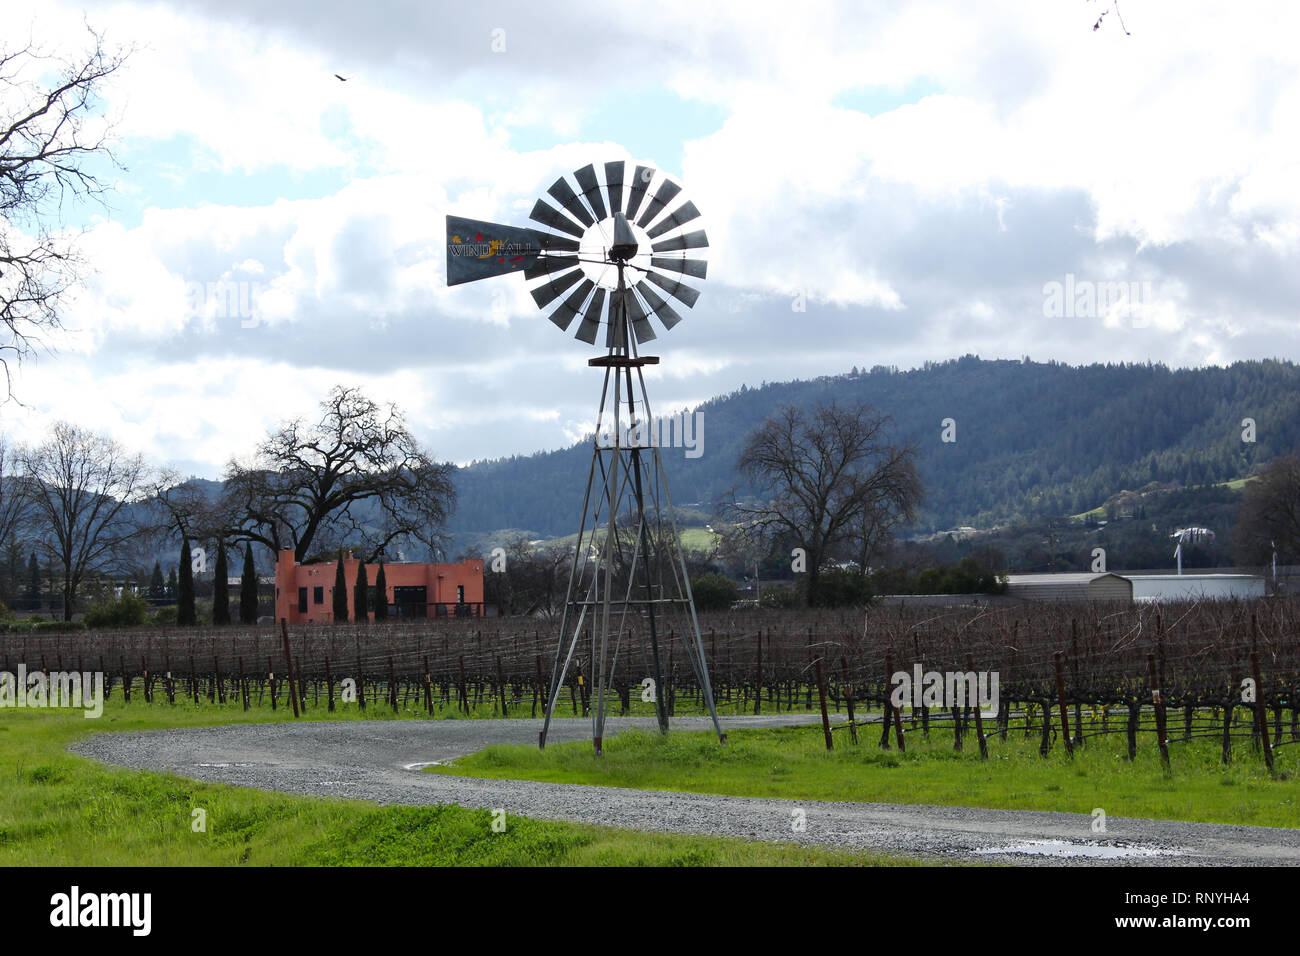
[
  {"xmin": 973, "ymin": 839, "xmax": 1182, "ymax": 859},
  {"xmin": 402, "ymin": 761, "xmax": 445, "ymax": 770}
]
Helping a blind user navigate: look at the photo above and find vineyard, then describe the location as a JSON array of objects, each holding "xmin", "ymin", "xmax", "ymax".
[{"xmin": 6, "ymin": 598, "xmax": 1299, "ymax": 769}]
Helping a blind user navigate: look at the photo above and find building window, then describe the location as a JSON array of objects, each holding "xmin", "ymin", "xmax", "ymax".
[
  {"xmin": 313, "ymin": 586, "xmax": 324, "ymax": 605},
  {"xmin": 457, "ymin": 585, "xmax": 465, "ymax": 604},
  {"xmin": 297, "ymin": 588, "xmax": 308, "ymax": 613}
]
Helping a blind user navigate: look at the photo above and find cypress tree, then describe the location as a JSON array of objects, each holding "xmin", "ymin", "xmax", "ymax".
[
  {"xmin": 373, "ymin": 561, "xmax": 388, "ymax": 621},
  {"xmin": 148, "ymin": 560, "xmax": 165, "ymax": 601},
  {"xmin": 25, "ymin": 553, "xmax": 39, "ymax": 612},
  {"xmin": 354, "ymin": 559, "xmax": 368, "ymax": 623},
  {"xmin": 333, "ymin": 551, "xmax": 348, "ymax": 622},
  {"xmin": 212, "ymin": 539, "xmax": 230, "ymax": 625},
  {"xmin": 178, "ymin": 536, "xmax": 196, "ymax": 626},
  {"xmin": 239, "ymin": 544, "xmax": 258, "ymax": 624}
]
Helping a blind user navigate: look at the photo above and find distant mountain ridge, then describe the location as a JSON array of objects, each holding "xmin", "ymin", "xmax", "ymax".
[{"xmin": 447, "ymin": 356, "xmax": 1300, "ymax": 539}]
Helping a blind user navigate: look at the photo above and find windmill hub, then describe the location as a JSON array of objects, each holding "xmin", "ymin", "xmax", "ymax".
[
  {"xmin": 580, "ymin": 215, "xmax": 649, "ymax": 287},
  {"xmin": 609, "ymin": 211, "xmax": 639, "ymax": 262}
]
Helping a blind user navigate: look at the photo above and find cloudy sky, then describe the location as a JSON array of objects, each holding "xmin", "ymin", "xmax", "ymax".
[{"xmin": 3, "ymin": 0, "xmax": 1298, "ymax": 477}]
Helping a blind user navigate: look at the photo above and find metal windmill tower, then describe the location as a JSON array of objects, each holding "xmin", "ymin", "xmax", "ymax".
[{"xmin": 446, "ymin": 161, "xmax": 724, "ymax": 754}]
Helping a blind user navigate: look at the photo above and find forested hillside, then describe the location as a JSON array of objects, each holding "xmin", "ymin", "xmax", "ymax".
[{"xmin": 448, "ymin": 356, "xmax": 1300, "ymax": 538}]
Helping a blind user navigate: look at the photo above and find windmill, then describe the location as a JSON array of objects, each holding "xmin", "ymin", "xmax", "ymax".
[{"xmin": 446, "ymin": 161, "xmax": 724, "ymax": 754}]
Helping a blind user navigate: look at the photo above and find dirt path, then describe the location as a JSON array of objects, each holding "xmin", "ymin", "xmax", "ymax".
[{"xmin": 73, "ymin": 716, "xmax": 1300, "ymax": 866}]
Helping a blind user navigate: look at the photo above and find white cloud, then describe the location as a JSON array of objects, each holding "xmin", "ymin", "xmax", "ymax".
[{"xmin": 3, "ymin": 0, "xmax": 1300, "ymax": 479}]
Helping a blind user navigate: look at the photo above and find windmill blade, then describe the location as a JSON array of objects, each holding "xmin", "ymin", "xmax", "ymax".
[
  {"xmin": 623, "ymin": 287, "xmax": 657, "ymax": 344},
  {"xmin": 650, "ymin": 256, "xmax": 707, "ymax": 279},
  {"xmin": 547, "ymin": 177, "xmax": 595, "ymax": 227},
  {"xmin": 573, "ymin": 164, "xmax": 608, "ymax": 221},
  {"xmin": 636, "ymin": 179, "xmax": 683, "ymax": 229},
  {"xmin": 523, "ymin": 254, "xmax": 579, "ymax": 280},
  {"xmin": 651, "ymin": 229, "xmax": 708, "ymax": 253},
  {"xmin": 529, "ymin": 199, "xmax": 585, "ymax": 238},
  {"xmin": 445, "ymin": 215, "xmax": 544, "ymax": 285},
  {"xmin": 645, "ymin": 270, "xmax": 700, "ymax": 308},
  {"xmin": 645, "ymin": 200, "xmax": 701, "ymax": 240},
  {"xmin": 604, "ymin": 160, "xmax": 625, "ymax": 214},
  {"xmin": 531, "ymin": 267, "xmax": 584, "ymax": 309},
  {"xmin": 575, "ymin": 287, "xmax": 607, "ymax": 344},
  {"xmin": 548, "ymin": 278, "xmax": 595, "ymax": 332},
  {"xmin": 634, "ymin": 280, "xmax": 683, "ymax": 331},
  {"xmin": 626, "ymin": 165, "xmax": 655, "ymax": 220}
]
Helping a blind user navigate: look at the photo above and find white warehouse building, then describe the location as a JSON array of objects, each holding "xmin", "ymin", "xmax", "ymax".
[{"xmin": 1125, "ymin": 574, "xmax": 1266, "ymax": 602}]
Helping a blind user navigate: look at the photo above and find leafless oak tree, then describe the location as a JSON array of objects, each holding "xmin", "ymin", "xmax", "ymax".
[
  {"xmin": 18, "ymin": 422, "xmax": 149, "ymax": 619},
  {"xmin": 0, "ymin": 437, "xmax": 31, "ymax": 548},
  {"xmin": 218, "ymin": 385, "xmax": 457, "ymax": 563},
  {"xmin": 723, "ymin": 401, "xmax": 921, "ymax": 607},
  {"xmin": 1233, "ymin": 454, "xmax": 1300, "ymax": 570},
  {"xmin": 0, "ymin": 27, "xmax": 127, "ymax": 396}
]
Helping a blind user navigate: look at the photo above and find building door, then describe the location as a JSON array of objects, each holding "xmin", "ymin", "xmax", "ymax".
[{"xmin": 393, "ymin": 585, "xmax": 427, "ymax": 619}]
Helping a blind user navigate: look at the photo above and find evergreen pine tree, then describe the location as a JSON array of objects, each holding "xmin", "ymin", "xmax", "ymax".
[
  {"xmin": 178, "ymin": 537, "xmax": 196, "ymax": 626},
  {"xmin": 373, "ymin": 561, "xmax": 388, "ymax": 621},
  {"xmin": 239, "ymin": 544, "xmax": 258, "ymax": 624},
  {"xmin": 212, "ymin": 539, "xmax": 230, "ymax": 625},
  {"xmin": 333, "ymin": 551, "xmax": 348, "ymax": 622},
  {"xmin": 149, "ymin": 561, "xmax": 165, "ymax": 600},
  {"xmin": 354, "ymin": 559, "xmax": 368, "ymax": 623},
  {"xmin": 167, "ymin": 568, "xmax": 177, "ymax": 599},
  {"xmin": 25, "ymin": 553, "xmax": 39, "ymax": 612}
]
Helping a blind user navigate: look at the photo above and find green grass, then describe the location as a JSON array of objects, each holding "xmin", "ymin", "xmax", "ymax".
[
  {"xmin": 433, "ymin": 721, "xmax": 1300, "ymax": 829},
  {"xmin": 0, "ymin": 702, "xmax": 913, "ymax": 866}
]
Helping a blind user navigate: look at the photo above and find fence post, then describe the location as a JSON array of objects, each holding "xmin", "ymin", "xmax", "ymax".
[
  {"xmin": 1054, "ymin": 651, "xmax": 1073, "ymax": 757},
  {"xmin": 967, "ymin": 653, "xmax": 988, "ymax": 759},
  {"xmin": 325, "ymin": 655, "xmax": 335, "ymax": 713},
  {"xmin": 753, "ymin": 630, "xmax": 762, "ymax": 716},
  {"xmin": 1148, "ymin": 653, "xmax": 1169, "ymax": 770},
  {"xmin": 1251, "ymin": 650, "xmax": 1275, "ymax": 772},
  {"xmin": 496, "ymin": 655, "xmax": 508, "ymax": 717},
  {"xmin": 280, "ymin": 620, "xmax": 300, "ymax": 719},
  {"xmin": 841, "ymin": 655, "xmax": 858, "ymax": 745},
  {"xmin": 880, "ymin": 651, "xmax": 894, "ymax": 749},
  {"xmin": 239, "ymin": 656, "xmax": 249, "ymax": 712},
  {"xmin": 815, "ymin": 657, "xmax": 833, "ymax": 751}
]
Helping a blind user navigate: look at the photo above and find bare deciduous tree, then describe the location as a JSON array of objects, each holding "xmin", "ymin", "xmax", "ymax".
[
  {"xmin": 1233, "ymin": 454, "xmax": 1300, "ymax": 571},
  {"xmin": 722, "ymin": 401, "xmax": 921, "ymax": 607},
  {"xmin": 18, "ymin": 422, "xmax": 149, "ymax": 619},
  {"xmin": 0, "ymin": 436, "xmax": 31, "ymax": 547},
  {"xmin": 219, "ymin": 385, "xmax": 457, "ymax": 563},
  {"xmin": 1, "ymin": 28, "xmax": 127, "ymax": 395},
  {"xmin": 484, "ymin": 534, "xmax": 571, "ymax": 618}
]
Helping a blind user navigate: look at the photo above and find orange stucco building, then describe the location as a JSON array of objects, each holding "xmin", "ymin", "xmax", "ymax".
[{"xmin": 274, "ymin": 550, "xmax": 485, "ymax": 624}]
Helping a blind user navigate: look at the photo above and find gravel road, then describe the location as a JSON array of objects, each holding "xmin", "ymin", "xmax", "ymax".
[{"xmin": 72, "ymin": 716, "xmax": 1300, "ymax": 866}]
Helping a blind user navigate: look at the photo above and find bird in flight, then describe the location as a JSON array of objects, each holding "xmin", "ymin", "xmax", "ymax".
[{"xmin": 334, "ymin": 73, "xmax": 349, "ymax": 82}]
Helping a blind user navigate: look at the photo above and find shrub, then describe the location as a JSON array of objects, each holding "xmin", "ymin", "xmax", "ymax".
[
  {"xmin": 150, "ymin": 605, "xmax": 178, "ymax": 627},
  {"xmin": 690, "ymin": 573, "xmax": 739, "ymax": 612},
  {"xmin": 759, "ymin": 585, "xmax": 799, "ymax": 609},
  {"xmin": 84, "ymin": 592, "xmax": 149, "ymax": 629},
  {"xmin": 804, "ymin": 567, "xmax": 874, "ymax": 607}
]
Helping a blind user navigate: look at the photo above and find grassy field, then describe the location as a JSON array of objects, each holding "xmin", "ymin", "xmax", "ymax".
[
  {"xmin": 0, "ymin": 703, "xmax": 912, "ymax": 866},
  {"xmin": 433, "ymin": 721, "xmax": 1300, "ymax": 829}
]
